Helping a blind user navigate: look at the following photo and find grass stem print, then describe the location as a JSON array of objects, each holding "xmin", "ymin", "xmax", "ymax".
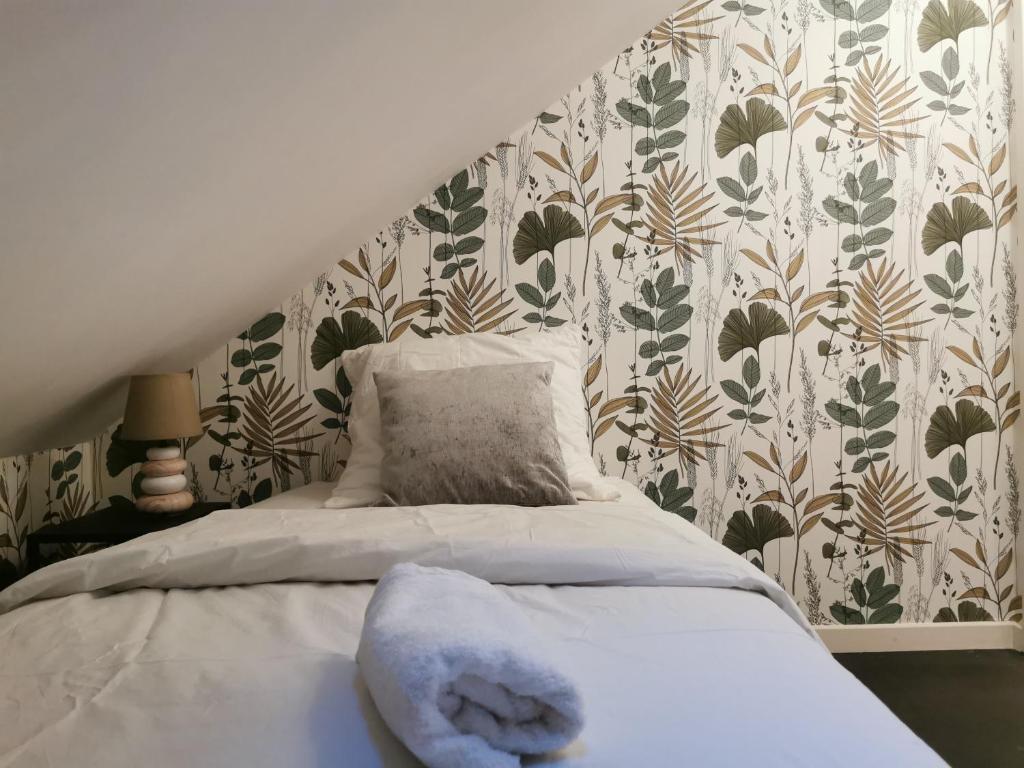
[{"xmin": 1, "ymin": 1, "xmax": 1020, "ymax": 626}]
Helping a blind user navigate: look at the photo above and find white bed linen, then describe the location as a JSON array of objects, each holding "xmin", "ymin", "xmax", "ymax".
[
  {"xmin": 0, "ymin": 481, "xmax": 943, "ymax": 767},
  {"xmin": 329, "ymin": 324, "xmax": 620, "ymax": 506}
]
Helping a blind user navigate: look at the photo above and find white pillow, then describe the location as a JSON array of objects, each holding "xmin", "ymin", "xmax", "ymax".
[{"xmin": 326, "ymin": 325, "xmax": 620, "ymax": 507}]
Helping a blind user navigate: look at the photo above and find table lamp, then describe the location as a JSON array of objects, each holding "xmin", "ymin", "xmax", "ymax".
[{"xmin": 121, "ymin": 373, "xmax": 202, "ymax": 513}]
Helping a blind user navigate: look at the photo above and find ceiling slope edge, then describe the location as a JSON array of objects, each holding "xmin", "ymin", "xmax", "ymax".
[{"xmin": 0, "ymin": 0, "xmax": 679, "ymax": 456}]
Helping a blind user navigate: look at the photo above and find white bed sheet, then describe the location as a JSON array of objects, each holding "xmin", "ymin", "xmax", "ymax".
[{"xmin": 0, "ymin": 481, "xmax": 943, "ymax": 767}]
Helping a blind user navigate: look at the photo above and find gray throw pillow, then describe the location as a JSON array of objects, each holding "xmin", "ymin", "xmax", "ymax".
[{"xmin": 373, "ymin": 362, "xmax": 578, "ymax": 507}]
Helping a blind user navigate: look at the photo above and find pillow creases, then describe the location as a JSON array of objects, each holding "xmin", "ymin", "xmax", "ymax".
[
  {"xmin": 373, "ymin": 362, "xmax": 577, "ymax": 507},
  {"xmin": 325, "ymin": 324, "xmax": 620, "ymax": 508}
]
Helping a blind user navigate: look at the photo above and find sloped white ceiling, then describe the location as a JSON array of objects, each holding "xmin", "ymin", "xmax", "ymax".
[{"xmin": 0, "ymin": 0, "xmax": 677, "ymax": 456}]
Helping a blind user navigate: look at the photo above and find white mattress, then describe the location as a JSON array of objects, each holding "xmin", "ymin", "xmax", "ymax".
[{"xmin": 0, "ymin": 481, "xmax": 943, "ymax": 767}]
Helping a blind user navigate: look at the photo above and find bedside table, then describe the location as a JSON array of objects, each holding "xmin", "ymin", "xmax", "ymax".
[{"xmin": 25, "ymin": 500, "xmax": 230, "ymax": 573}]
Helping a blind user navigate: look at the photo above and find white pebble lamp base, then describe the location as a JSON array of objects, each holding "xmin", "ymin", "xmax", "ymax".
[{"xmin": 135, "ymin": 445, "xmax": 194, "ymax": 514}]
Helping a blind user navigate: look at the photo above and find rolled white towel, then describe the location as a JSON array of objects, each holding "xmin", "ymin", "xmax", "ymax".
[{"xmin": 356, "ymin": 563, "xmax": 584, "ymax": 768}]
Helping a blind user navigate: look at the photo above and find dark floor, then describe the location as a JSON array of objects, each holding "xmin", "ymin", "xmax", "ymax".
[{"xmin": 836, "ymin": 650, "xmax": 1024, "ymax": 767}]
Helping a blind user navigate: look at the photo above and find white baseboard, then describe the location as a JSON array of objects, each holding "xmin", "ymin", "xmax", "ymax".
[{"xmin": 817, "ymin": 621, "xmax": 1024, "ymax": 653}]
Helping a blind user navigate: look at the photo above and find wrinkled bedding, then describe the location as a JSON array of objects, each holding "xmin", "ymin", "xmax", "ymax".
[{"xmin": 0, "ymin": 480, "xmax": 942, "ymax": 767}]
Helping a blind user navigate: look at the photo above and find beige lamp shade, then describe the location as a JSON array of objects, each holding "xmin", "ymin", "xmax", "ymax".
[{"xmin": 121, "ymin": 373, "xmax": 202, "ymax": 441}]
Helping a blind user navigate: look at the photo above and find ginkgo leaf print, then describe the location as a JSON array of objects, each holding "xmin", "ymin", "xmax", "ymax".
[
  {"xmin": 921, "ymin": 196, "xmax": 994, "ymax": 255},
  {"xmin": 8, "ymin": 0, "xmax": 1024, "ymax": 636},
  {"xmin": 841, "ymin": 57, "xmax": 924, "ymax": 159},
  {"xmin": 512, "ymin": 205, "xmax": 584, "ymax": 264},
  {"xmin": 717, "ymin": 302, "xmax": 790, "ymax": 361},
  {"xmin": 924, "ymin": 400, "xmax": 997, "ymax": 458},
  {"xmin": 723, "ymin": 504, "xmax": 795, "ymax": 570},
  {"xmin": 310, "ymin": 311, "xmax": 383, "ymax": 371},
  {"xmin": 644, "ymin": 162, "xmax": 722, "ymax": 266},
  {"xmin": 714, "ymin": 98, "xmax": 786, "ymax": 158},
  {"xmin": 917, "ymin": 0, "xmax": 988, "ymax": 52},
  {"xmin": 641, "ymin": 364, "xmax": 725, "ymax": 467}
]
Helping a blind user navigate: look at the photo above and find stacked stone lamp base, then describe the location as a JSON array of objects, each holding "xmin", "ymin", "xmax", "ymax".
[{"xmin": 136, "ymin": 445, "xmax": 194, "ymax": 513}]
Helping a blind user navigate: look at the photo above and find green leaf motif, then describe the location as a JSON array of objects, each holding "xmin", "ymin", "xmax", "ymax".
[
  {"xmin": 64, "ymin": 451, "xmax": 82, "ymax": 472},
  {"xmin": 949, "ymin": 451, "xmax": 967, "ymax": 485},
  {"xmin": 861, "ymin": 198, "xmax": 896, "ymax": 227},
  {"xmin": 451, "ymin": 188, "xmax": 484, "ymax": 213},
  {"xmin": 918, "ymin": 0, "xmax": 987, "ymax": 52},
  {"xmin": 826, "ymin": 400, "xmax": 861, "ymax": 428},
  {"xmin": 924, "ymin": 400, "xmax": 997, "ymax": 458},
  {"xmin": 413, "ymin": 205, "xmax": 449, "ymax": 234},
  {"xmin": 921, "ymin": 197, "xmax": 992, "ymax": 255},
  {"xmin": 947, "ymin": 249, "xmax": 964, "ymax": 282},
  {"xmin": 515, "ymin": 283, "xmax": 545, "ymax": 308},
  {"xmin": 615, "ymin": 99, "xmax": 652, "ymax": 128},
  {"xmin": 658, "ymin": 305, "xmax": 692, "ymax": 333},
  {"xmin": 231, "ymin": 348, "xmax": 252, "ymax": 368},
  {"xmin": 655, "ymin": 100, "xmax": 688, "ymax": 130},
  {"xmin": 824, "ymin": 196, "xmax": 859, "ymax": 225},
  {"xmin": 246, "ymin": 312, "xmax": 286, "ymax": 342},
  {"xmin": 860, "ymin": 23, "xmax": 888, "ymax": 41},
  {"xmin": 433, "ymin": 183, "xmax": 452, "ymax": 210},
  {"xmin": 858, "ymin": 0, "xmax": 891, "ymax": 21},
  {"xmin": 868, "ymin": 584, "xmax": 899, "ymax": 609},
  {"xmin": 820, "ymin": 0, "xmax": 856, "ymax": 21},
  {"xmin": 863, "ymin": 401, "xmax": 898, "ymax": 430},
  {"xmin": 644, "ymin": 470, "xmax": 696, "ymax": 521},
  {"xmin": 941, "ymin": 47, "xmax": 960, "ymax": 79},
  {"xmin": 868, "ymin": 603, "xmax": 903, "ymax": 623},
  {"xmin": 452, "ymin": 206, "xmax": 487, "ymax": 236},
  {"xmin": 935, "ymin": 601, "xmax": 994, "ymax": 622},
  {"xmin": 928, "ymin": 475, "xmax": 958, "ymax": 501},
  {"xmin": 313, "ymin": 388, "xmax": 344, "ymax": 414},
  {"xmin": 718, "ymin": 176, "xmax": 748, "ymax": 202},
  {"xmin": 717, "ymin": 302, "xmax": 789, "ymax": 361},
  {"xmin": 830, "ymin": 603, "xmax": 866, "ymax": 624},
  {"xmin": 454, "ymin": 236, "xmax": 484, "ymax": 256},
  {"xmin": 449, "ymin": 170, "xmax": 469, "ymax": 196},
  {"xmin": 920, "ymin": 70, "xmax": 949, "ymax": 96},
  {"xmin": 538, "ymin": 259, "xmax": 556, "ymax": 292},
  {"xmin": 924, "ymin": 274, "xmax": 953, "ymax": 299},
  {"xmin": 657, "ymin": 130, "xmax": 686, "ymax": 149},
  {"xmin": 721, "ymin": 379, "xmax": 749, "ymax": 404},
  {"xmin": 845, "ymin": 437, "xmax": 867, "ymax": 455},
  {"xmin": 250, "ymin": 342, "xmax": 281, "ymax": 362},
  {"xmin": 742, "ymin": 355, "xmax": 761, "ymax": 388},
  {"xmin": 723, "ymin": 505, "xmax": 795, "ymax": 565},
  {"xmin": 311, "ymin": 312, "xmax": 383, "ymax": 371},
  {"xmin": 866, "ymin": 431, "xmax": 895, "ymax": 449},
  {"xmin": 512, "ymin": 205, "xmax": 585, "ymax": 264},
  {"xmin": 852, "ymin": 578, "xmax": 867, "ymax": 607},
  {"xmin": 620, "ymin": 304, "xmax": 656, "ymax": 331},
  {"xmin": 714, "ymin": 98, "xmax": 786, "ymax": 158},
  {"xmin": 637, "ymin": 75, "xmax": 655, "ymax": 104},
  {"xmin": 739, "ymin": 153, "xmax": 758, "ymax": 186}
]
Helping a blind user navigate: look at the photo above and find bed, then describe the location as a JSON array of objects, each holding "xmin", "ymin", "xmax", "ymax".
[{"xmin": 0, "ymin": 479, "xmax": 942, "ymax": 767}]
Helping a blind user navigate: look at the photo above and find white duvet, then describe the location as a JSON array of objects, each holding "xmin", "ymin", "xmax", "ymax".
[{"xmin": 0, "ymin": 480, "xmax": 942, "ymax": 767}]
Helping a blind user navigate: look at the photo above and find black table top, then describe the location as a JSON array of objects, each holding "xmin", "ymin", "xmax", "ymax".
[{"xmin": 28, "ymin": 500, "xmax": 231, "ymax": 543}]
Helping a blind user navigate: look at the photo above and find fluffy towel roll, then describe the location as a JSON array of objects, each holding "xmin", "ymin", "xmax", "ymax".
[{"xmin": 356, "ymin": 563, "xmax": 584, "ymax": 768}]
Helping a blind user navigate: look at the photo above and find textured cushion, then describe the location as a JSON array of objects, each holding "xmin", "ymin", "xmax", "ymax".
[
  {"xmin": 325, "ymin": 325, "xmax": 619, "ymax": 508},
  {"xmin": 373, "ymin": 362, "xmax": 577, "ymax": 507}
]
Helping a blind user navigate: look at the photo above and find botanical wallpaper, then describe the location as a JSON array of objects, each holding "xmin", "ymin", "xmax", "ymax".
[{"xmin": 1, "ymin": 0, "xmax": 1021, "ymax": 627}]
